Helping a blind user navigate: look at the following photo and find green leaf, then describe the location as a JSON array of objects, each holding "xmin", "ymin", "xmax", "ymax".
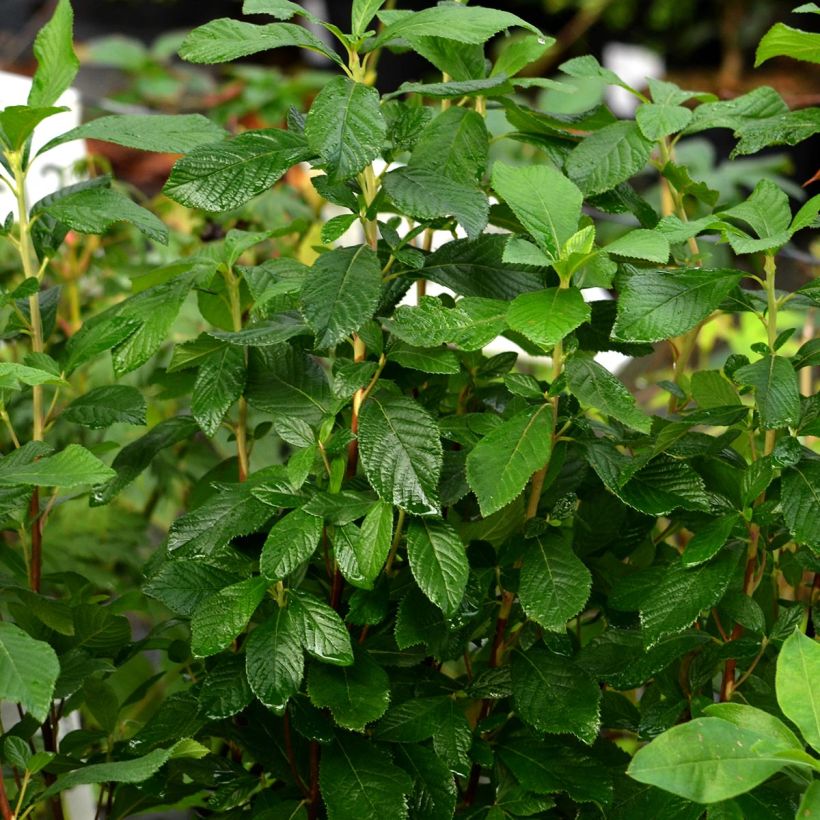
[
  {"xmin": 0, "ymin": 362, "xmax": 64, "ymax": 388},
  {"xmin": 781, "ymin": 461, "xmax": 820, "ymax": 549},
  {"xmin": 394, "ymin": 744, "xmax": 457, "ymax": 820},
  {"xmin": 370, "ymin": 5, "xmax": 540, "ymax": 50},
  {"xmin": 305, "ymin": 77, "xmax": 386, "ymax": 183},
  {"xmin": 42, "ymin": 187, "xmax": 168, "ymax": 245},
  {"xmin": 493, "ymin": 33, "xmax": 555, "ymax": 78},
  {"xmin": 352, "ymin": 0, "xmax": 386, "ymax": 36},
  {"xmin": 0, "ymin": 622, "xmax": 59, "ymax": 722},
  {"xmin": 410, "ymin": 107, "xmax": 488, "ymax": 185},
  {"xmin": 320, "ymin": 734, "xmax": 413, "ymax": 818},
  {"xmin": 466, "ymin": 404, "xmax": 553, "ymax": 517},
  {"xmin": 512, "ymin": 646, "xmax": 601, "ymax": 744},
  {"xmin": 734, "ymin": 356, "xmax": 801, "ymax": 430},
  {"xmin": 0, "ymin": 444, "xmax": 114, "ymax": 488},
  {"xmin": 636, "ymin": 102, "xmax": 693, "ymax": 140},
  {"xmin": 198, "ymin": 655, "xmax": 253, "ymax": 719},
  {"xmin": 383, "ymin": 167, "xmax": 489, "ymax": 239},
  {"xmin": 618, "ymin": 456, "xmax": 710, "ymax": 516},
  {"xmin": 190, "ymin": 576, "xmax": 268, "ymax": 657},
  {"xmin": 627, "ymin": 717, "xmax": 792, "ymax": 803},
  {"xmin": 164, "ymin": 129, "xmax": 312, "ymax": 211},
  {"xmin": 375, "ymin": 697, "xmax": 447, "ymax": 742},
  {"xmin": 686, "ymin": 86, "xmax": 788, "ymax": 133},
  {"xmin": 352, "ymin": 501, "xmax": 393, "ymax": 586},
  {"xmin": 40, "ymin": 113, "xmax": 227, "ymax": 156},
  {"xmin": 507, "ymin": 287, "xmax": 590, "ymax": 349},
  {"xmin": 519, "ymin": 532, "xmax": 592, "ymax": 632},
  {"xmin": 703, "ymin": 703, "xmax": 803, "ymax": 750},
  {"xmin": 0, "ymin": 106, "xmax": 66, "ymax": 151},
  {"xmin": 245, "ymin": 606, "xmax": 304, "ymax": 713},
  {"xmin": 301, "ymin": 245, "xmax": 382, "ymax": 347},
  {"xmin": 390, "ymin": 343, "xmax": 460, "ymax": 374},
  {"xmin": 406, "ymin": 519, "xmax": 469, "ymax": 617},
  {"xmin": 242, "ymin": 0, "xmax": 317, "ymax": 20},
  {"xmin": 62, "ymin": 385, "xmax": 147, "ymax": 429},
  {"xmin": 566, "ymin": 121, "xmax": 654, "ymax": 196},
  {"xmin": 192, "ymin": 344, "xmax": 245, "ymax": 437},
  {"xmin": 321, "ymin": 213, "xmax": 358, "ymax": 244},
  {"xmin": 492, "ymin": 163, "xmax": 583, "ymax": 260},
  {"xmin": 604, "ymin": 229, "xmax": 670, "ymax": 264},
  {"xmin": 260, "ymin": 508, "xmax": 323, "ymax": 581},
  {"xmin": 776, "ymin": 629, "xmax": 820, "ymax": 752},
  {"xmin": 681, "ymin": 514, "xmax": 739, "ymax": 567},
  {"xmin": 639, "ymin": 551, "xmax": 739, "ymax": 647},
  {"xmin": 290, "ymin": 590, "xmax": 354, "ymax": 666},
  {"xmin": 566, "ymin": 353, "xmax": 651, "ymax": 433},
  {"xmin": 63, "ymin": 315, "xmax": 140, "ymax": 375},
  {"xmin": 28, "ymin": 0, "xmax": 79, "ymax": 108},
  {"xmin": 308, "ymin": 649, "xmax": 390, "ymax": 731},
  {"xmin": 358, "ymin": 394, "xmax": 443, "ymax": 517},
  {"xmin": 732, "ymin": 107, "xmax": 820, "ymax": 157},
  {"xmin": 180, "ymin": 18, "xmax": 342, "ymax": 65},
  {"xmin": 797, "ymin": 781, "xmax": 820, "ymax": 820},
  {"xmin": 718, "ymin": 180, "xmax": 792, "ymax": 250},
  {"xmin": 613, "ymin": 267, "xmax": 743, "ymax": 343},
  {"xmin": 144, "ymin": 560, "xmax": 244, "ymax": 618},
  {"xmin": 431, "ymin": 699, "xmax": 472, "ymax": 776},
  {"xmin": 755, "ymin": 22, "xmax": 820, "ymax": 66}
]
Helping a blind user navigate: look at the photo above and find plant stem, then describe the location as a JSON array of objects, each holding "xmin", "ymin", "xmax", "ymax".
[
  {"xmin": 225, "ymin": 267, "xmax": 250, "ymax": 481},
  {"xmin": 384, "ymin": 508, "xmax": 406, "ymax": 575},
  {"xmin": 283, "ymin": 707, "xmax": 309, "ymax": 797},
  {"xmin": 346, "ymin": 334, "xmax": 368, "ymax": 478},
  {"xmin": 763, "ymin": 253, "xmax": 779, "ymax": 456},
  {"xmin": 0, "ymin": 775, "xmax": 12, "ymax": 820}
]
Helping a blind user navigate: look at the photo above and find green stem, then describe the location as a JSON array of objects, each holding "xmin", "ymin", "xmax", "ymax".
[
  {"xmin": 225, "ymin": 267, "xmax": 249, "ymax": 481},
  {"xmin": 763, "ymin": 254, "xmax": 778, "ymax": 456},
  {"xmin": 384, "ymin": 509, "xmax": 406, "ymax": 575}
]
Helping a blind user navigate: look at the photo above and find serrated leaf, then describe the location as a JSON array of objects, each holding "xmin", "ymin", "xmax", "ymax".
[
  {"xmin": 180, "ymin": 18, "xmax": 341, "ymax": 65},
  {"xmin": 466, "ymin": 404, "xmax": 553, "ymax": 517},
  {"xmin": 0, "ymin": 622, "xmax": 59, "ymax": 722},
  {"xmin": 192, "ymin": 344, "xmax": 245, "ymax": 437},
  {"xmin": 0, "ymin": 362, "xmax": 64, "ymax": 388},
  {"xmin": 301, "ymin": 245, "xmax": 382, "ymax": 347},
  {"xmin": 776, "ymin": 629, "xmax": 820, "ymax": 752},
  {"xmin": 755, "ymin": 22, "xmax": 820, "ymax": 66},
  {"xmin": 190, "ymin": 576, "xmax": 268, "ymax": 657},
  {"xmin": 290, "ymin": 591, "xmax": 353, "ymax": 666},
  {"xmin": 411, "ymin": 107, "xmax": 489, "ymax": 185},
  {"xmin": 0, "ymin": 444, "xmax": 114, "ymax": 487},
  {"xmin": 604, "ymin": 229, "xmax": 670, "ymax": 263},
  {"xmin": 321, "ymin": 213, "xmax": 357, "ymax": 244},
  {"xmin": 353, "ymin": 501, "xmax": 393, "ymax": 585},
  {"xmin": 389, "ymin": 343, "xmax": 460, "ymax": 374},
  {"xmin": 245, "ymin": 606, "xmax": 304, "ymax": 713},
  {"xmin": 394, "ymin": 744, "xmax": 457, "ymax": 820},
  {"xmin": 492, "ymin": 163, "xmax": 583, "ymax": 260},
  {"xmin": 199, "ymin": 655, "xmax": 253, "ymax": 719},
  {"xmin": 358, "ymin": 394, "xmax": 443, "ymax": 517},
  {"xmin": 781, "ymin": 461, "xmax": 820, "ymax": 549},
  {"xmin": 681, "ymin": 514, "xmax": 739, "ymax": 567},
  {"xmin": 613, "ymin": 267, "xmax": 743, "ymax": 343},
  {"xmin": 383, "ymin": 166, "xmax": 488, "ymax": 239},
  {"xmin": 352, "ymin": 0, "xmax": 386, "ymax": 36},
  {"xmin": 566, "ymin": 121, "xmax": 653, "ymax": 196},
  {"xmin": 432, "ymin": 699, "xmax": 472, "ymax": 776},
  {"xmin": 164, "ymin": 129, "xmax": 312, "ymax": 211},
  {"xmin": 320, "ymin": 734, "xmax": 413, "ymax": 819},
  {"xmin": 308, "ymin": 649, "xmax": 390, "ymax": 731},
  {"xmin": 718, "ymin": 180, "xmax": 792, "ymax": 247},
  {"xmin": 512, "ymin": 646, "xmax": 601, "ymax": 744},
  {"xmin": 519, "ymin": 532, "xmax": 591, "ymax": 632},
  {"xmin": 64, "ymin": 315, "xmax": 140, "ymax": 375},
  {"xmin": 618, "ymin": 456, "xmax": 711, "ymax": 516},
  {"xmin": 734, "ymin": 356, "xmax": 800, "ymax": 430},
  {"xmin": 0, "ymin": 106, "xmax": 67, "ymax": 151},
  {"xmin": 636, "ymin": 102, "xmax": 693, "ymax": 140},
  {"xmin": 144, "ymin": 560, "xmax": 243, "ymax": 618},
  {"xmin": 640, "ymin": 551, "xmax": 739, "ymax": 646},
  {"xmin": 507, "ymin": 287, "xmax": 590, "ymax": 349},
  {"xmin": 242, "ymin": 0, "xmax": 317, "ymax": 20},
  {"xmin": 375, "ymin": 697, "xmax": 447, "ymax": 742},
  {"xmin": 732, "ymin": 108, "xmax": 820, "ymax": 157},
  {"xmin": 566, "ymin": 353, "xmax": 651, "ymax": 433},
  {"xmin": 686, "ymin": 86, "xmax": 788, "ymax": 134},
  {"xmin": 62, "ymin": 385, "xmax": 147, "ymax": 429},
  {"xmin": 28, "ymin": 0, "xmax": 78, "ymax": 108},
  {"xmin": 260, "ymin": 508, "xmax": 323, "ymax": 581},
  {"xmin": 305, "ymin": 77, "xmax": 386, "ymax": 183},
  {"xmin": 406, "ymin": 518, "xmax": 468, "ymax": 617}
]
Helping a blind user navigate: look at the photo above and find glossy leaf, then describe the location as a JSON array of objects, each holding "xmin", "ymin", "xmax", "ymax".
[{"xmin": 776, "ymin": 630, "xmax": 820, "ymax": 752}]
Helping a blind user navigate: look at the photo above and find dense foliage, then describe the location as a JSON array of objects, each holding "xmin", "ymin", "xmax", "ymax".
[{"xmin": 0, "ymin": 1, "xmax": 818, "ymax": 818}]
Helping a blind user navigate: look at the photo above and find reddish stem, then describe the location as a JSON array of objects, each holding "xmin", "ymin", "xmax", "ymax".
[{"xmin": 29, "ymin": 489, "xmax": 42, "ymax": 592}]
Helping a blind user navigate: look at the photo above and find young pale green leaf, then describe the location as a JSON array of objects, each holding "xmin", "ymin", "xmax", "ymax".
[
  {"xmin": 0, "ymin": 444, "xmax": 114, "ymax": 488},
  {"xmin": 0, "ymin": 362, "xmax": 64, "ymax": 388},
  {"xmin": 27, "ymin": 0, "xmax": 79, "ymax": 108},
  {"xmin": 755, "ymin": 22, "xmax": 820, "ymax": 66},
  {"xmin": 42, "ymin": 187, "xmax": 168, "ymax": 245},
  {"xmin": 301, "ymin": 245, "xmax": 382, "ymax": 347},
  {"xmin": 0, "ymin": 106, "xmax": 66, "ymax": 151},
  {"xmin": 308, "ymin": 649, "xmax": 390, "ymax": 731},
  {"xmin": 703, "ymin": 703, "xmax": 804, "ymax": 751},
  {"xmin": 180, "ymin": 18, "xmax": 342, "ymax": 65},
  {"xmin": 718, "ymin": 180, "xmax": 792, "ymax": 247},
  {"xmin": 192, "ymin": 344, "xmax": 246, "ymax": 437},
  {"xmin": 627, "ymin": 718, "xmax": 792, "ymax": 803},
  {"xmin": 492, "ymin": 163, "xmax": 583, "ymax": 260},
  {"xmin": 290, "ymin": 590, "xmax": 354, "ymax": 666},
  {"xmin": 613, "ymin": 267, "xmax": 743, "ymax": 343},
  {"xmin": 566, "ymin": 353, "xmax": 651, "ymax": 433},
  {"xmin": 320, "ymin": 734, "xmax": 413, "ymax": 819},
  {"xmin": 406, "ymin": 519, "xmax": 469, "ymax": 617},
  {"xmin": 352, "ymin": 501, "xmax": 393, "ymax": 585},
  {"xmin": 776, "ymin": 629, "xmax": 820, "ymax": 752},
  {"xmin": 260, "ymin": 508, "xmax": 323, "ymax": 581},
  {"xmin": 512, "ymin": 646, "xmax": 601, "ymax": 744},
  {"xmin": 635, "ymin": 102, "xmax": 693, "ymax": 140},
  {"xmin": 0, "ymin": 622, "xmax": 59, "ymax": 723},
  {"xmin": 566, "ymin": 121, "xmax": 654, "ymax": 196},
  {"xmin": 492, "ymin": 33, "xmax": 555, "ymax": 78},
  {"xmin": 603, "ymin": 229, "xmax": 670, "ymax": 264},
  {"xmin": 681, "ymin": 514, "xmax": 739, "ymax": 567},
  {"xmin": 733, "ymin": 356, "xmax": 801, "ymax": 430},
  {"xmin": 394, "ymin": 744, "xmax": 457, "ymax": 820},
  {"xmin": 40, "ymin": 113, "xmax": 227, "ymax": 156},
  {"xmin": 639, "ymin": 550, "xmax": 739, "ymax": 647},
  {"xmin": 190, "ymin": 577, "xmax": 268, "ymax": 657},
  {"xmin": 305, "ymin": 77, "xmax": 386, "ymax": 183},
  {"xmin": 62, "ymin": 385, "xmax": 147, "ymax": 429},
  {"xmin": 507, "ymin": 287, "xmax": 590, "ymax": 350},
  {"xmin": 245, "ymin": 606, "xmax": 304, "ymax": 714},
  {"xmin": 466, "ymin": 404, "xmax": 553, "ymax": 517},
  {"xmin": 352, "ymin": 0, "xmax": 386, "ymax": 36},
  {"xmin": 144, "ymin": 560, "xmax": 244, "ymax": 618},
  {"xmin": 358, "ymin": 394, "xmax": 443, "ymax": 517},
  {"xmin": 164, "ymin": 129, "xmax": 312, "ymax": 211},
  {"xmin": 781, "ymin": 461, "xmax": 820, "ymax": 549},
  {"xmin": 411, "ymin": 107, "xmax": 489, "ymax": 185},
  {"xmin": 519, "ymin": 532, "xmax": 592, "ymax": 632}
]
